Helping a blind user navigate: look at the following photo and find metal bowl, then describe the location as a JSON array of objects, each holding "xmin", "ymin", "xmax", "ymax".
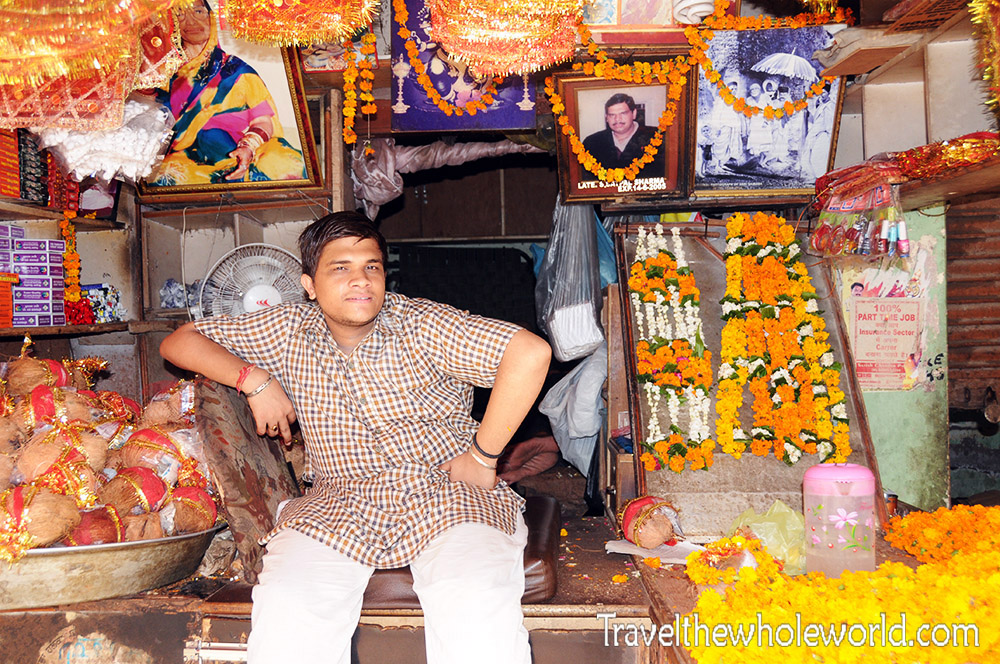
[{"xmin": 0, "ymin": 525, "xmax": 223, "ymax": 610}]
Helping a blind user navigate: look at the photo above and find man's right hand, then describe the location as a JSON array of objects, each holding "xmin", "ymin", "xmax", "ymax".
[{"xmin": 245, "ymin": 371, "xmax": 297, "ymax": 445}]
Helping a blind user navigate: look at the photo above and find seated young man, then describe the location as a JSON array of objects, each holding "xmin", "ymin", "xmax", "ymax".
[{"xmin": 160, "ymin": 211, "xmax": 552, "ymax": 664}]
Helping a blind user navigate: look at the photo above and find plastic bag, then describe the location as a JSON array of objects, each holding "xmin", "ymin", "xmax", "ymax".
[
  {"xmin": 535, "ymin": 194, "xmax": 604, "ymax": 361},
  {"xmin": 727, "ymin": 500, "xmax": 806, "ymax": 575},
  {"xmin": 538, "ymin": 341, "xmax": 607, "ymax": 475}
]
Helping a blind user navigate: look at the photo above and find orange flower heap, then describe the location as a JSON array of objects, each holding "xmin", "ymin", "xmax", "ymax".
[
  {"xmin": 886, "ymin": 504, "xmax": 1000, "ymax": 564},
  {"xmin": 715, "ymin": 212, "xmax": 849, "ymax": 465},
  {"xmin": 685, "ymin": 532, "xmax": 783, "ymax": 586}
]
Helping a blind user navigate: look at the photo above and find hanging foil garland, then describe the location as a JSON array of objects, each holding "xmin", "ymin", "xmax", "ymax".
[
  {"xmin": 0, "ymin": 0, "xmax": 187, "ymax": 87},
  {"xmin": 970, "ymin": 0, "xmax": 1000, "ymax": 110},
  {"xmin": 0, "ymin": 2, "xmax": 187, "ymax": 131},
  {"xmin": 428, "ymin": 0, "xmax": 583, "ymax": 77},
  {"xmin": 223, "ymin": 0, "xmax": 379, "ymax": 46}
]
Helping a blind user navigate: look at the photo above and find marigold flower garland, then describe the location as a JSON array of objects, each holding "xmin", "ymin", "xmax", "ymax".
[
  {"xmin": 341, "ymin": 33, "xmax": 378, "ymax": 147},
  {"xmin": 60, "ymin": 211, "xmax": 96, "ymax": 325},
  {"xmin": 686, "ymin": 505, "xmax": 1000, "ymax": 664},
  {"xmin": 543, "ymin": 0, "xmax": 852, "ymax": 181},
  {"xmin": 544, "ymin": 24, "xmax": 691, "ymax": 183},
  {"xmin": 715, "ymin": 212, "xmax": 849, "ymax": 465},
  {"xmin": 685, "ymin": 532, "xmax": 783, "ymax": 586},
  {"xmin": 629, "ymin": 225, "xmax": 715, "ymax": 473}
]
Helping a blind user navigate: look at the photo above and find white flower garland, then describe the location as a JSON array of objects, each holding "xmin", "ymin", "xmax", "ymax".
[{"xmin": 633, "ymin": 224, "xmax": 712, "ymax": 453}]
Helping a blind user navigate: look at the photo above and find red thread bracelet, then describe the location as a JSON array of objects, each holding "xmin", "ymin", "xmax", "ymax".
[{"xmin": 236, "ymin": 364, "xmax": 256, "ymax": 393}]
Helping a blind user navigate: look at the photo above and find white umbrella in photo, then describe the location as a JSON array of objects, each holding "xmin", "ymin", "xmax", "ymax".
[{"xmin": 750, "ymin": 49, "xmax": 819, "ymax": 83}]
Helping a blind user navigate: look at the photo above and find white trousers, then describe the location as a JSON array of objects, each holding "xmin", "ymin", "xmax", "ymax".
[{"xmin": 247, "ymin": 514, "xmax": 531, "ymax": 664}]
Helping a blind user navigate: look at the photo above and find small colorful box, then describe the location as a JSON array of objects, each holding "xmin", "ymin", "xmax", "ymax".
[
  {"xmin": 12, "ymin": 264, "xmax": 60, "ymax": 276},
  {"xmin": 17, "ymin": 276, "xmax": 52, "ymax": 289},
  {"xmin": 13, "ymin": 239, "xmax": 66, "ymax": 252},
  {"xmin": 12, "ymin": 288, "xmax": 54, "ymax": 301},
  {"xmin": 14, "ymin": 301, "xmax": 64, "ymax": 313}
]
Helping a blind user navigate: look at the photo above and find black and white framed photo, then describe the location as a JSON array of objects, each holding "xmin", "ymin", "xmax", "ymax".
[{"xmin": 693, "ymin": 25, "xmax": 844, "ymax": 199}]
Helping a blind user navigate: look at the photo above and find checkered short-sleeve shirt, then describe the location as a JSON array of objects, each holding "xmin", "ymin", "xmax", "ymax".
[{"xmin": 193, "ymin": 292, "xmax": 526, "ymax": 568}]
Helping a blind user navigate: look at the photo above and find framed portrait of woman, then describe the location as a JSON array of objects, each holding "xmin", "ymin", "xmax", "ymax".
[
  {"xmin": 138, "ymin": 0, "xmax": 322, "ymax": 201},
  {"xmin": 553, "ymin": 58, "xmax": 693, "ymax": 204}
]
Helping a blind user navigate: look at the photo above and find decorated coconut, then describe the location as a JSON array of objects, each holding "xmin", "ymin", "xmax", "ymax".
[
  {"xmin": 81, "ymin": 390, "xmax": 142, "ymax": 425},
  {"xmin": 618, "ymin": 496, "xmax": 686, "ymax": 549},
  {"xmin": 0, "ymin": 485, "xmax": 81, "ymax": 559},
  {"xmin": 4, "ymin": 354, "xmax": 106, "ymax": 397},
  {"xmin": 117, "ymin": 423, "xmax": 208, "ymax": 488},
  {"xmin": 15, "ymin": 426, "xmax": 109, "ymax": 479},
  {"xmin": 62, "ymin": 504, "xmax": 124, "ymax": 546},
  {"xmin": 137, "ymin": 381, "xmax": 197, "ymax": 428},
  {"xmin": 97, "ymin": 466, "xmax": 168, "ymax": 516},
  {"xmin": 0, "ymin": 417, "xmax": 23, "ymax": 454},
  {"xmin": 162, "ymin": 485, "xmax": 217, "ymax": 535},
  {"xmin": 12, "ymin": 385, "xmax": 107, "ymax": 434},
  {"xmin": 122, "ymin": 512, "xmax": 164, "ymax": 541},
  {"xmin": 25, "ymin": 445, "xmax": 100, "ymax": 507}
]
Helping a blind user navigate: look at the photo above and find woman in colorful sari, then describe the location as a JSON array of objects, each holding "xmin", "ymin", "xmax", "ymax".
[{"xmin": 151, "ymin": 1, "xmax": 306, "ymax": 186}]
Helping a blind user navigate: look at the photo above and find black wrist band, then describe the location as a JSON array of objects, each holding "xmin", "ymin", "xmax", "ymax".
[{"xmin": 472, "ymin": 432, "xmax": 502, "ymax": 460}]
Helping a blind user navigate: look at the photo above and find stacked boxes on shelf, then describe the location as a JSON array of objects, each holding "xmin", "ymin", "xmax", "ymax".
[
  {"xmin": 11, "ymin": 234, "xmax": 66, "ymax": 327},
  {"xmin": 17, "ymin": 130, "xmax": 48, "ymax": 206},
  {"xmin": 0, "ymin": 130, "xmax": 19, "ymax": 198},
  {"xmin": 0, "ymin": 273, "xmax": 14, "ymax": 327}
]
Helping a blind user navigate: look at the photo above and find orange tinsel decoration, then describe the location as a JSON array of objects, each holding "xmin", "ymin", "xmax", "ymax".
[
  {"xmin": 428, "ymin": 0, "xmax": 583, "ymax": 76},
  {"xmin": 223, "ymin": 0, "xmax": 378, "ymax": 46}
]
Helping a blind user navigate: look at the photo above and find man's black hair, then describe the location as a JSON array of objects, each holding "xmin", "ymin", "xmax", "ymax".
[
  {"xmin": 298, "ymin": 211, "xmax": 388, "ymax": 278},
  {"xmin": 604, "ymin": 93, "xmax": 636, "ymax": 112}
]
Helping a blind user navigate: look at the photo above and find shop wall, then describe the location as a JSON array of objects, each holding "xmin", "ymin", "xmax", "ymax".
[{"xmin": 836, "ymin": 206, "xmax": 950, "ymax": 510}]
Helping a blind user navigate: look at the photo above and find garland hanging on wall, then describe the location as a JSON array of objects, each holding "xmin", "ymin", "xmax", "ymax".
[
  {"xmin": 341, "ymin": 33, "xmax": 377, "ymax": 148},
  {"xmin": 629, "ymin": 224, "xmax": 715, "ymax": 473},
  {"xmin": 715, "ymin": 211, "xmax": 850, "ymax": 465}
]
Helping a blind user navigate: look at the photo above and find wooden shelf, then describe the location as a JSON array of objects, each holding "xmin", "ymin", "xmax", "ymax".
[
  {"xmin": 0, "ymin": 322, "xmax": 129, "ymax": 338},
  {"xmin": 898, "ymin": 155, "xmax": 1000, "ymax": 210},
  {"xmin": 865, "ymin": 10, "xmax": 974, "ymax": 85},
  {"xmin": 141, "ymin": 198, "xmax": 331, "ymax": 229},
  {"xmin": 0, "ymin": 199, "xmax": 121, "ymax": 230}
]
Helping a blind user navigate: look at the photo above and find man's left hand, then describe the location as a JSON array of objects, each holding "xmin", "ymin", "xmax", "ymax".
[{"xmin": 439, "ymin": 450, "xmax": 497, "ymax": 489}]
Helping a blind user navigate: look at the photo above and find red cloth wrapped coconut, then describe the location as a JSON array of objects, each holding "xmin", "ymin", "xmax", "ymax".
[
  {"xmin": 80, "ymin": 390, "xmax": 142, "ymax": 425},
  {"xmin": 62, "ymin": 504, "xmax": 124, "ymax": 546},
  {"xmin": 617, "ymin": 495, "xmax": 683, "ymax": 549},
  {"xmin": 118, "ymin": 424, "xmax": 208, "ymax": 488},
  {"xmin": 164, "ymin": 485, "xmax": 217, "ymax": 534},
  {"xmin": 13, "ymin": 385, "xmax": 104, "ymax": 434},
  {"xmin": 15, "ymin": 426, "xmax": 108, "ymax": 479},
  {"xmin": 1, "ymin": 485, "xmax": 81, "ymax": 560},
  {"xmin": 97, "ymin": 466, "xmax": 168, "ymax": 516}
]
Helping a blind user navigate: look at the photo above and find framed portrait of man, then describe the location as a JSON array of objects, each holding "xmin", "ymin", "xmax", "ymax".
[
  {"xmin": 138, "ymin": 0, "xmax": 322, "ymax": 201},
  {"xmin": 553, "ymin": 64, "xmax": 692, "ymax": 204},
  {"xmin": 691, "ymin": 25, "xmax": 844, "ymax": 201}
]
